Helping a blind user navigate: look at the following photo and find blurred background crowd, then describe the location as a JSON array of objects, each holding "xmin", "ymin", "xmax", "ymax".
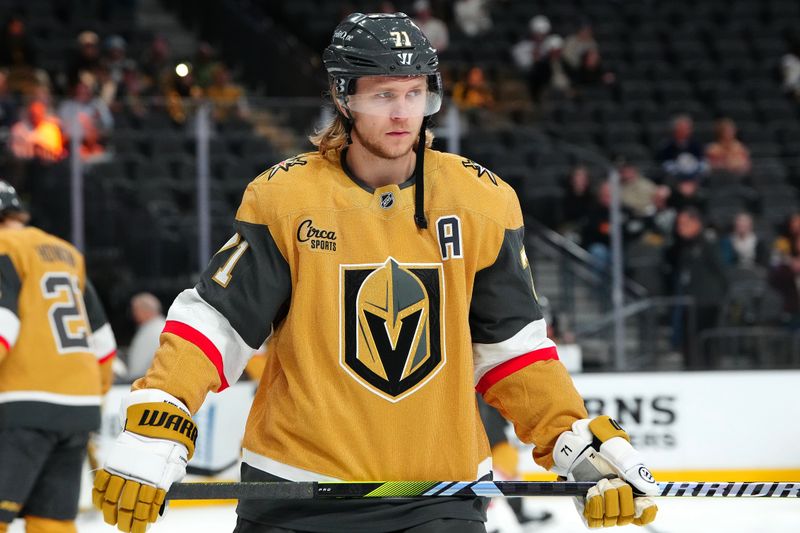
[{"xmin": 1, "ymin": 0, "xmax": 799, "ymax": 377}]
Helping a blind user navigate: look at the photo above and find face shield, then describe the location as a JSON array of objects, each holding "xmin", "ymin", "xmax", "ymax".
[{"xmin": 339, "ymin": 73, "xmax": 442, "ymax": 119}]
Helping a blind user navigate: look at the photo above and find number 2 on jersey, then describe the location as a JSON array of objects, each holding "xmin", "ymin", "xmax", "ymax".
[
  {"xmin": 213, "ymin": 233, "xmax": 249, "ymax": 287},
  {"xmin": 41, "ymin": 272, "xmax": 90, "ymax": 353}
]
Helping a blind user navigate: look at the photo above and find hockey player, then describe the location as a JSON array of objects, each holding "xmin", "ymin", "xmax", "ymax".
[
  {"xmin": 93, "ymin": 12, "xmax": 658, "ymax": 532},
  {"xmin": 0, "ymin": 181, "xmax": 117, "ymax": 533}
]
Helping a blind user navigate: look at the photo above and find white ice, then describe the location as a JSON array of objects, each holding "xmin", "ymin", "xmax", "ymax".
[{"xmin": 6, "ymin": 497, "xmax": 798, "ymax": 533}]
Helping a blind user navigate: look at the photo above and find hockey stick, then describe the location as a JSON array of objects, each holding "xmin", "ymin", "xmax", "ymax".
[{"xmin": 166, "ymin": 481, "xmax": 800, "ymax": 501}]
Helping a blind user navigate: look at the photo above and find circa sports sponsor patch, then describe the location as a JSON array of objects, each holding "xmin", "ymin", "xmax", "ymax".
[{"xmin": 296, "ymin": 218, "xmax": 337, "ymax": 252}]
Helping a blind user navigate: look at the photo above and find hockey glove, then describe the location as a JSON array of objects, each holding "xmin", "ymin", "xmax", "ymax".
[
  {"xmin": 552, "ymin": 416, "xmax": 658, "ymax": 528},
  {"xmin": 92, "ymin": 389, "xmax": 197, "ymax": 533}
]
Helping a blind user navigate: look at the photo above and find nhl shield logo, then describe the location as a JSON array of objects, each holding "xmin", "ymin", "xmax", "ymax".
[
  {"xmin": 339, "ymin": 257, "xmax": 445, "ymax": 402},
  {"xmin": 380, "ymin": 192, "xmax": 395, "ymax": 209}
]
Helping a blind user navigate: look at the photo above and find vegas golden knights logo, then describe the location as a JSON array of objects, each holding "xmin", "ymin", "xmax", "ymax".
[{"xmin": 340, "ymin": 257, "xmax": 445, "ymax": 402}]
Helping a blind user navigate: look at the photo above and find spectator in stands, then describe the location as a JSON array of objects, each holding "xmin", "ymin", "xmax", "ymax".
[
  {"xmin": 667, "ymin": 174, "xmax": 708, "ymax": 214},
  {"xmin": 781, "ymin": 39, "xmax": 800, "ymax": 101},
  {"xmin": 618, "ymin": 158, "xmax": 658, "ymax": 217},
  {"xmin": 77, "ymin": 113, "xmax": 110, "ymax": 164},
  {"xmin": 140, "ymin": 34, "xmax": 172, "ymax": 94},
  {"xmin": 412, "ymin": 0, "xmax": 449, "ymax": 52},
  {"xmin": 9, "ymin": 100, "xmax": 65, "ymax": 162},
  {"xmin": 658, "ymin": 114, "xmax": 708, "ymax": 182},
  {"xmin": 0, "ymin": 70, "xmax": 18, "ymax": 130},
  {"xmin": 581, "ymin": 180, "xmax": 642, "ymax": 270},
  {"xmin": 125, "ymin": 292, "xmax": 166, "ymax": 381},
  {"xmin": 528, "ymin": 35, "xmax": 573, "ymax": 103},
  {"xmin": 0, "ymin": 14, "xmax": 39, "ymax": 95},
  {"xmin": 771, "ymin": 213, "xmax": 800, "ymax": 266},
  {"xmin": 57, "ymin": 79, "xmax": 113, "ymax": 141},
  {"xmin": 115, "ymin": 58, "xmax": 148, "ymax": 112},
  {"xmin": 664, "ymin": 207, "xmax": 728, "ymax": 363},
  {"xmin": 719, "ymin": 212, "xmax": 769, "ymax": 269},
  {"xmin": 705, "ymin": 117, "xmax": 751, "ymax": 176},
  {"xmin": 454, "ymin": 0, "xmax": 492, "ymax": 37},
  {"xmin": 103, "ymin": 35, "xmax": 129, "ymax": 87},
  {"xmin": 571, "ymin": 49, "xmax": 616, "ymax": 88},
  {"xmin": 452, "ymin": 66, "xmax": 494, "ymax": 121},
  {"xmin": 67, "ymin": 31, "xmax": 102, "ymax": 87},
  {"xmin": 165, "ymin": 63, "xmax": 202, "ymax": 125},
  {"xmin": 205, "ymin": 64, "xmax": 247, "ymax": 123},
  {"xmin": 562, "ymin": 20, "xmax": 597, "ymax": 69},
  {"xmin": 193, "ymin": 42, "xmax": 219, "ymax": 90},
  {"xmin": 561, "ymin": 165, "xmax": 593, "ymax": 234},
  {"xmin": 511, "ymin": 15, "xmax": 551, "ymax": 73},
  {"xmin": 769, "ymin": 233, "xmax": 800, "ymax": 328},
  {"xmin": 650, "ymin": 185, "xmax": 677, "ymax": 239},
  {"xmin": 0, "ymin": 14, "xmax": 36, "ymax": 68}
]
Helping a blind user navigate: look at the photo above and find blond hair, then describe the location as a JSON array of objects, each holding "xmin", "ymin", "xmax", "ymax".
[{"xmin": 309, "ymin": 112, "xmax": 435, "ymax": 158}]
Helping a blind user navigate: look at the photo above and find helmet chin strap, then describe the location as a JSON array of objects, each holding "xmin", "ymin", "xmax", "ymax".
[
  {"xmin": 337, "ymin": 102, "xmax": 354, "ymax": 146},
  {"xmin": 413, "ymin": 116, "xmax": 430, "ymax": 230},
  {"xmin": 342, "ymin": 114, "xmax": 354, "ymax": 146}
]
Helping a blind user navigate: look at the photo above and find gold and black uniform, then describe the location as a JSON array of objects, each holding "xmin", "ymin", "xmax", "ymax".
[
  {"xmin": 135, "ymin": 149, "xmax": 587, "ymax": 531},
  {"xmin": 0, "ymin": 226, "xmax": 117, "ymax": 524},
  {"xmin": 0, "ymin": 227, "xmax": 117, "ymax": 430}
]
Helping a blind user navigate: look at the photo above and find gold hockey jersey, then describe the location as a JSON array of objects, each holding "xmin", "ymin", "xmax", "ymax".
[
  {"xmin": 0, "ymin": 227, "xmax": 117, "ymax": 431},
  {"xmin": 136, "ymin": 149, "xmax": 587, "ymax": 481}
]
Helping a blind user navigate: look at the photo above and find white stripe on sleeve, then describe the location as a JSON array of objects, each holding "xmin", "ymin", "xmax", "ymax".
[
  {"xmin": 167, "ymin": 288, "xmax": 256, "ymax": 387},
  {"xmin": 472, "ymin": 319, "xmax": 556, "ymax": 384},
  {"xmin": 91, "ymin": 323, "xmax": 117, "ymax": 361},
  {"xmin": 0, "ymin": 307, "xmax": 21, "ymax": 349}
]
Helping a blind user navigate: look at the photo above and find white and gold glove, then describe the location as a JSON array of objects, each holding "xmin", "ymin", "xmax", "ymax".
[
  {"xmin": 92, "ymin": 389, "xmax": 196, "ymax": 533},
  {"xmin": 553, "ymin": 416, "xmax": 658, "ymax": 528}
]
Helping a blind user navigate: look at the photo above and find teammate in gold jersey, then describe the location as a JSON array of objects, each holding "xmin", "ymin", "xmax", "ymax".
[
  {"xmin": 0, "ymin": 181, "xmax": 117, "ymax": 533},
  {"xmin": 94, "ymin": 12, "xmax": 658, "ymax": 533}
]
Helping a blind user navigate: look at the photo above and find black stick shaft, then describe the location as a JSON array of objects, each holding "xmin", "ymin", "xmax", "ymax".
[{"xmin": 166, "ymin": 481, "xmax": 800, "ymax": 501}]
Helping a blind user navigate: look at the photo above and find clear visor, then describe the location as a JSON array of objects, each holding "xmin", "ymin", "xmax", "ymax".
[{"xmin": 343, "ymin": 74, "xmax": 442, "ymax": 118}]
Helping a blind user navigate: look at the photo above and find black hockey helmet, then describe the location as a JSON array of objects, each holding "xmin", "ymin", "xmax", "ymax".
[
  {"xmin": 323, "ymin": 12, "xmax": 443, "ymax": 118},
  {"xmin": 0, "ymin": 180, "xmax": 25, "ymax": 218}
]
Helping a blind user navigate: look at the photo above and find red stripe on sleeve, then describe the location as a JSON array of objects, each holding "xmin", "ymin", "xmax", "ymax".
[
  {"xmin": 0, "ymin": 336, "xmax": 9, "ymax": 353},
  {"xmin": 163, "ymin": 320, "xmax": 230, "ymax": 391},
  {"xmin": 98, "ymin": 349, "xmax": 116, "ymax": 364},
  {"xmin": 475, "ymin": 346, "xmax": 559, "ymax": 395}
]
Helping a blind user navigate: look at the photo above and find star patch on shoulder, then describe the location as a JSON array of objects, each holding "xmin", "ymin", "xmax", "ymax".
[
  {"xmin": 461, "ymin": 159, "xmax": 498, "ymax": 186},
  {"xmin": 267, "ymin": 155, "xmax": 307, "ymax": 180}
]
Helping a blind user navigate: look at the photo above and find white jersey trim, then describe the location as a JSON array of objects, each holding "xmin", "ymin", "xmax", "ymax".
[
  {"xmin": 472, "ymin": 319, "xmax": 556, "ymax": 385},
  {"xmin": 241, "ymin": 448, "xmax": 343, "ymax": 482},
  {"xmin": 0, "ymin": 390, "xmax": 102, "ymax": 406},
  {"xmin": 242, "ymin": 449, "xmax": 492, "ymax": 483},
  {"xmin": 477, "ymin": 456, "xmax": 493, "ymax": 479},
  {"xmin": 0, "ymin": 307, "xmax": 21, "ymax": 348},
  {"xmin": 91, "ymin": 323, "xmax": 117, "ymax": 361},
  {"xmin": 166, "ymin": 288, "xmax": 256, "ymax": 387}
]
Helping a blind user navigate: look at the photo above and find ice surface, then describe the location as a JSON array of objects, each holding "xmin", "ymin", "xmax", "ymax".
[{"xmin": 6, "ymin": 497, "xmax": 798, "ymax": 532}]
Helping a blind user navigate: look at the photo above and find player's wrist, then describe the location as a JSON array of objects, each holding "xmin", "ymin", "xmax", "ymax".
[
  {"xmin": 122, "ymin": 388, "xmax": 197, "ymax": 459},
  {"xmin": 552, "ymin": 416, "xmax": 657, "ymax": 495},
  {"xmin": 124, "ymin": 388, "xmax": 191, "ymax": 416}
]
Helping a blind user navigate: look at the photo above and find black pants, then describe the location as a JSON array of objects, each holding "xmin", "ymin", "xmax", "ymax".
[
  {"xmin": 233, "ymin": 516, "xmax": 487, "ymax": 533},
  {"xmin": 0, "ymin": 427, "xmax": 88, "ymax": 523}
]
